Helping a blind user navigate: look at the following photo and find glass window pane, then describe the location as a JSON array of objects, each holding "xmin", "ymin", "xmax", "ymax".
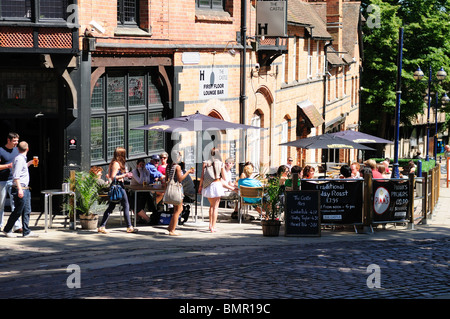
[
  {"xmin": 107, "ymin": 76, "xmax": 125, "ymax": 109},
  {"xmin": 198, "ymin": 0, "xmax": 210, "ymax": 8},
  {"xmin": 128, "ymin": 75, "xmax": 145, "ymax": 106},
  {"xmin": 0, "ymin": 0, "xmax": 31, "ymax": 19},
  {"xmin": 91, "ymin": 77, "xmax": 103, "ymax": 110},
  {"xmin": 91, "ymin": 117, "xmax": 104, "ymax": 161},
  {"xmin": 128, "ymin": 113, "xmax": 145, "ymax": 155},
  {"xmin": 212, "ymin": 0, "xmax": 223, "ymax": 8},
  {"xmin": 148, "ymin": 80, "xmax": 161, "ymax": 105},
  {"xmin": 107, "ymin": 115, "xmax": 125, "ymax": 160},
  {"xmin": 39, "ymin": 0, "xmax": 68, "ymax": 19},
  {"xmin": 148, "ymin": 112, "xmax": 164, "ymax": 152},
  {"xmin": 123, "ymin": 0, "xmax": 137, "ymax": 23}
]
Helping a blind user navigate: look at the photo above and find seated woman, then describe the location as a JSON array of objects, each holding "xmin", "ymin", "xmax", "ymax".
[
  {"xmin": 339, "ymin": 164, "xmax": 353, "ymax": 178},
  {"xmin": 284, "ymin": 165, "xmax": 302, "ymax": 190},
  {"xmin": 237, "ymin": 164, "xmax": 268, "ymax": 219},
  {"xmin": 130, "ymin": 159, "xmax": 154, "ymax": 224},
  {"xmin": 89, "ymin": 166, "xmax": 110, "ymax": 199},
  {"xmin": 302, "ymin": 165, "xmax": 315, "ymax": 179},
  {"xmin": 277, "ymin": 165, "xmax": 290, "ymax": 186}
]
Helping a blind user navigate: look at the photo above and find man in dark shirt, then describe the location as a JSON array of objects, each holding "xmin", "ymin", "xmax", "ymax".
[{"xmin": 0, "ymin": 132, "xmax": 21, "ymax": 232}]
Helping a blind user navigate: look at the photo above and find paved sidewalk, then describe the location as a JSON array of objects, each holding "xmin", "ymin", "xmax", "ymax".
[{"xmin": 0, "ymin": 180, "xmax": 449, "ymax": 300}]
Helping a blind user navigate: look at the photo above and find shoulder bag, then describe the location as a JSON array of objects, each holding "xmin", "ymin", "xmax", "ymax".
[
  {"xmin": 163, "ymin": 164, "xmax": 183, "ymax": 205},
  {"xmin": 108, "ymin": 178, "xmax": 123, "ymax": 203}
]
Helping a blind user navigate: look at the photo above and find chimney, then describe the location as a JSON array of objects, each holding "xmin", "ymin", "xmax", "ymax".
[{"xmin": 326, "ymin": 0, "xmax": 343, "ymax": 52}]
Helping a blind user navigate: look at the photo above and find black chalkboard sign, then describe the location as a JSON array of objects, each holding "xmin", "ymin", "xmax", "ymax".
[
  {"xmin": 301, "ymin": 180, "xmax": 363, "ymax": 224},
  {"xmin": 372, "ymin": 179, "xmax": 411, "ymax": 222},
  {"xmin": 284, "ymin": 190, "xmax": 321, "ymax": 237}
]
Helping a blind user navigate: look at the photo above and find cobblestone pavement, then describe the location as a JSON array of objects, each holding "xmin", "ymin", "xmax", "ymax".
[
  {"xmin": 0, "ymin": 230, "xmax": 448, "ymax": 300},
  {"xmin": 1, "ymin": 180, "xmax": 449, "ymax": 304}
]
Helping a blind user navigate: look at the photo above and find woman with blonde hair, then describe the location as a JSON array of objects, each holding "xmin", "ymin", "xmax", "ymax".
[
  {"xmin": 199, "ymin": 148, "xmax": 235, "ymax": 233},
  {"xmin": 98, "ymin": 147, "xmax": 137, "ymax": 234}
]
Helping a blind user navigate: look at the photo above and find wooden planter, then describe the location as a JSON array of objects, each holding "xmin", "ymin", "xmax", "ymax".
[
  {"xmin": 261, "ymin": 219, "xmax": 281, "ymax": 237},
  {"xmin": 79, "ymin": 214, "xmax": 99, "ymax": 230}
]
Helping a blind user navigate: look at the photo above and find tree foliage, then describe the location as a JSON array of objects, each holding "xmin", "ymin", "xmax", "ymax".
[{"xmin": 360, "ymin": 0, "xmax": 450, "ymax": 137}]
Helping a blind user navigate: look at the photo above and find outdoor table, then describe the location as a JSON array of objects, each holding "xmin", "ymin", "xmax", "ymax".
[
  {"xmin": 41, "ymin": 189, "xmax": 76, "ymax": 232},
  {"xmin": 125, "ymin": 184, "xmax": 166, "ymax": 227}
]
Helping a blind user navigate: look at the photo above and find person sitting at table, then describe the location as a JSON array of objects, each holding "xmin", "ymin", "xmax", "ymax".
[
  {"xmin": 158, "ymin": 151, "xmax": 169, "ymax": 178},
  {"xmin": 364, "ymin": 159, "xmax": 383, "ymax": 178},
  {"xmin": 130, "ymin": 159, "xmax": 155, "ymax": 224},
  {"xmin": 302, "ymin": 165, "xmax": 315, "ymax": 179},
  {"xmin": 339, "ymin": 165, "xmax": 352, "ymax": 178},
  {"xmin": 89, "ymin": 166, "xmax": 110, "ymax": 195},
  {"xmin": 145, "ymin": 154, "xmax": 165, "ymax": 209},
  {"xmin": 145, "ymin": 154, "xmax": 164, "ymax": 184},
  {"xmin": 237, "ymin": 164, "xmax": 268, "ymax": 220},
  {"xmin": 277, "ymin": 165, "xmax": 290, "ymax": 185},
  {"xmin": 285, "ymin": 165, "xmax": 302, "ymax": 190},
  {"xmin": 350, "ymin": 162, "xmax": 361, "ymax": 178}
]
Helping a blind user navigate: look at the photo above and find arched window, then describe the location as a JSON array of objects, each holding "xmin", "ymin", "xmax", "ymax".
[{"xmin": 249, "ymin": 112, "xmax": 261, "ymax": 170}]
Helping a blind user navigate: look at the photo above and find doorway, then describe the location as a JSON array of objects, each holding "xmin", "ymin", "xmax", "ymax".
[{"xmin": 0, "ymin": 117, "xmax": 64, "ymax": 211}]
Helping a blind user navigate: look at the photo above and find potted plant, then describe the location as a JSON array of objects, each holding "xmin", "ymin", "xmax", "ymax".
[
  {"xmin": 64, "ymin": 171, "xmax": 102, "ymax": 230},
  {"xmin": 261, "ymin": 176, "xmax": 283, "ymax": 236}
]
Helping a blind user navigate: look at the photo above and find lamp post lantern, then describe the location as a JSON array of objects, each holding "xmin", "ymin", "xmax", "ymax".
[
  {"xmin": 435, "ymin": 92, "xmax": 449, "ymax": 159},
  {"xmin": 414, "ymin": 66, "xmax": 447, "ymax": 161}
]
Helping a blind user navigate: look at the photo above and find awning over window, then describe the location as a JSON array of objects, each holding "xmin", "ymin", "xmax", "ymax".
[{"xmin": 297, "ymin": 100, "xmax": 324, "ymax": 128}]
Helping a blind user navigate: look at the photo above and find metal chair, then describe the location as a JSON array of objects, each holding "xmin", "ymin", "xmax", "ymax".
[{"xmin": 238, "ymin": 185, "xmax": 265, "ymax": 224}]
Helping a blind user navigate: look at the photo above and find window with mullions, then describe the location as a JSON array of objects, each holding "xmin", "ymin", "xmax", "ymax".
[
  {"xmin": 0, "ymin": 0, "xmax": 31, "ymax": 19},
  {"xmin": 117, "ymin": 0, "xmax": 138, "ymax": 26},
  {"xmin": 40, "ymin": 0, "xmax": 69, "ymax": 20},
  {"xmin": 0, "ymin": 0, "xmax": 70, "ymax": 21},
  {"xmin": 90, "ymin": 71, "xmax": 165, "ymax": 163},
  {"xmin": 196, "ymin": 0, "xmax": 224, "ymax": 9}
]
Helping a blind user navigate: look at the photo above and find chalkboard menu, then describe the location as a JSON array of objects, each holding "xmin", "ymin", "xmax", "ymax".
[
  {"xmin": 301, "ymin": 180, "xmax": 363, "ymax": 224},
  {"xmin": 284, "ymin": 190, "xmax": 321, "ymax": 236},
  {"xmin": 372, "ymin": 180, "xmax": 410, "ymax": 222}
]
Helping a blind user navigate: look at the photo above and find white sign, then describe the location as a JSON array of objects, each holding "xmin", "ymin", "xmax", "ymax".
[
  {"xmin": 199, "ymin": 68, "xmax": 228, "ymax": 100},
  {"xmin": 374, "ymin": 187, "xmax": 390, "ymax": 215},
  {"xmin": 256, "ymin": 0, "xmax": 287, "ymax": 37},
  {"xmin": 182, "ymin": 52, "xmax": 200, "ymax": 65}
]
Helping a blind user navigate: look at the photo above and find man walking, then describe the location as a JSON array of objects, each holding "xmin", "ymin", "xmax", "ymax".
[
  {"xmin": 3, "ymin": 141, "xmax": 38, "ymax": 238},
  {"xmin": 0, "ymin": 132, "xmax": 22, "ymax": 232}
]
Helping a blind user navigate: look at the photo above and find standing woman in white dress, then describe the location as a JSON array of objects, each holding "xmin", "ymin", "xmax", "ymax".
[{"xmin": 198, "ymin": 148, "xmax": 235, "ymax": 233}]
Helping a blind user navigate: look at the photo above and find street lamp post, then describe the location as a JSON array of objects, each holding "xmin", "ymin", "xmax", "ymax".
[
  {"xmin": 413, "ymin": 66, "xmax": 447, "ymax": 161},
  {"xmin": 435, "ymin": 92, "xmax": 450, "ymax": 159}
]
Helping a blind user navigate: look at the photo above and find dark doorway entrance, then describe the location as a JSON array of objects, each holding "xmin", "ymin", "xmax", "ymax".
[{"xmin": 0, "ymin": 117, "xmax": 64, "ymax": 212}]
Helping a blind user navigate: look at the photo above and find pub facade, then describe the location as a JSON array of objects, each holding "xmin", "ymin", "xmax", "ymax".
[{"xmin": 0, "ymin": 0, "xmax": 362, "ymax": 207}]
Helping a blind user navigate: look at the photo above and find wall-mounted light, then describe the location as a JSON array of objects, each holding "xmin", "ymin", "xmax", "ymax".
[{"xmin": 224, "ymin": 41, "xmax": 237, "ymax": 57}]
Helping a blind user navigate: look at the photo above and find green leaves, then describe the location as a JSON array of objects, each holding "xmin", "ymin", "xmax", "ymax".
[{"xmin": 361, "ymin": 0, "xmax": 450, "ymax": 135}]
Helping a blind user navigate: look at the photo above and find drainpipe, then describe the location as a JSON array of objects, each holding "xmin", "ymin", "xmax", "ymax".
[
  {"xmin": 322, "ymin": 41, "xmax": 333, "ymax": 165},
  {"xmin": 239, "ymin": 0, "xmax": 248, "ymax": 175}
]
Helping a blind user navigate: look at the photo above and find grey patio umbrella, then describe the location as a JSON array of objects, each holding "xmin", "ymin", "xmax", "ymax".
[
  {"xmin": 329, "ymin": 130, "xmax": 393, "ymax": 144},
  {"xmin": 134, "ymin": 111, "xmax": 264, "ymax": 132},
  {"xmin": 279, "ymin": 133, "xmax": 375, "ymax": 150},
  {"xmin": 133, "ymin": 111, "xmax": 265, "ymax": 223}
]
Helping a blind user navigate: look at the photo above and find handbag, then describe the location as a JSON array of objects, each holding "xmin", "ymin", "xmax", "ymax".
[
  {"xmin": 163, "ymin": 164, "xmax": 183, "ymax": 205},
  {"xmin": 108, "ymin": 178, "xmax": 123, "ymax": 203}
]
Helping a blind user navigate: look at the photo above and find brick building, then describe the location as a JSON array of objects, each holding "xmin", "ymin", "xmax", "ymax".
[{"xmin": 0, "ymin": 0, "xmax": 362, "ymax": 204}]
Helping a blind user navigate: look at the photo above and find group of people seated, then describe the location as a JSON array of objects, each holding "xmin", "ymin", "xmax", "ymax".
[{"xmin": 89, "ymin": 151, "xmax": 196, "ymax": 229}]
